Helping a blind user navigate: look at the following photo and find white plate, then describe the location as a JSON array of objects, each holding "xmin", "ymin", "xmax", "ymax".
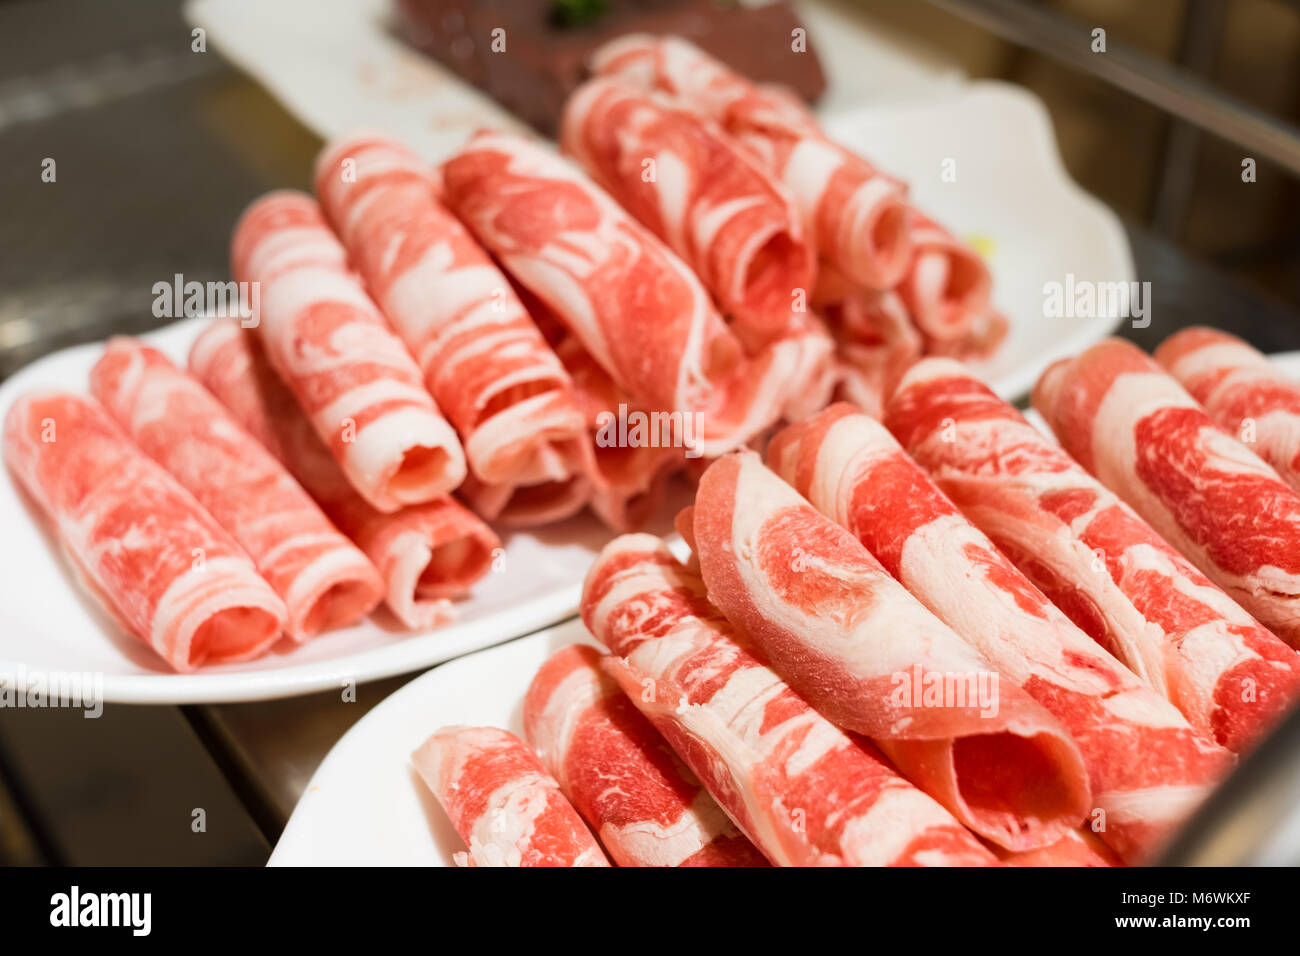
[
  {"xmin": 0, "ymin": 318, "xmax": 681, "ymax": 703},
  {"xmin": 1271, "ymin": 350, "xmax": 1300, "ymax": 378},
  {"xmin": 187, "ymin": 0, "xmax": 1131, "ymax": 402},
  {"xmin": 268, "ymin": 619, "xmax": 594, "ymax": 866}
]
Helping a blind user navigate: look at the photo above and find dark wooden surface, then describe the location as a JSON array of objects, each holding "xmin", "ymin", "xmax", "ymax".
[{"xmin": 2, "ymin": 0, "xmax": 1299, "ymax": 867}]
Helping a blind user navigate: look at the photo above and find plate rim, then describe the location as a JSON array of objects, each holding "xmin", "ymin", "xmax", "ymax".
[{"xmin": 266, "ymin": 617, "xmax": 592, "ymax": 866}]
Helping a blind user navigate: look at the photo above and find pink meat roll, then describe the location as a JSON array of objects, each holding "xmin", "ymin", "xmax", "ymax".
[
  {"xmin": 886, "ymin": 358, "xmax": 1300, "ymax": 753},
  {"xmin": 4, "ymin": 391, "xmax": 286, "ymax": 671},
  {"xmin": 189, "ymin": 320, "xmax": 497, "ymax": 629},
  {"xmin": 592, "ymin": 34, "xmax": 912, "ymax": 291},
  {"xmin": 895, "ymin": 210, "xmax": 993, "ymax": 349},
  {"xmin": 561, "ymin": 77, "xmax": 815, "ymax": 345},
  {"xmin": 764, "ymin": 310, "xmax": 839, "ymax": 423},
  {"xmin": 457, "ymin": 472, "xmax": 592, "ymax": 528},
  {"xmin": 1157, "ymin": 326, "xmax": 1300, "ymax": 493},
  {"xmin": 582, "ymin": 534, "xmax": 997, "ymax": 866},
  {"xmin": 817, "ymin": 273, "xmax": 922, "ymax": 420},
  {"xmin": 689, "ymin": 452, "xmax": 1091, "ymax": 852},
  {"xmin": 90, "ymin": 338, "xmax": 383, "ymax": 641},
  {"xmin": 544, "ymin": 321, "xmax": 682, "ymax": 531},
  {"xmin": 412, "ymin": 726, "xmax": 609, "ymax": 867},
  {"xmin": 440, "ymin": 131, "xmax": 811, "ymax": 458},
  {"xmin": 769, "ymin": 404, "xmax": 1232, "ymax": 860},
  {"xmin": 1034, "ymin": 338, "xmax": 1300, "ymax": 649},
  {"xmin": 524, "ymin": 643, "xmax": 769, "ymax": 866},
  {"xmin": 314, "ymin": 134, "xmax": 591, "ymax": 490},
  {"xmin": 231, "ymin": 191, "xmax": 466, "ymax": 512},
  {"xmin": 994, "ymin": 828, "xmax": 1122, "ymax": 867}
]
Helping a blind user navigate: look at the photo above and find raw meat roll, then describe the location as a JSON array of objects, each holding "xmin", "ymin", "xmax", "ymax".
[
  {"xmin": 994, "ymin": 829, "xmax": 1121, "ymax": 867},
  {"xmin": 524, "ymin": 643, "xmax": 768, "ymax": 866},
  {"xmin": 886, "ymin": 358, "xmax": 1300, "ymax": 753},
  {"xmin": 4, "ymin": 391, "xmax": 286, "ymax": 671},
  {"xmin": 817, "ymin": 274, "xmax": 921, "ymax": 419},
  {"xmin": 582, "ymin": 534, "xmax": 998, "ymax": 866},
  {"xmin": 592, "ymin": 34, "xmax": 912, "ymax": 290},
  {"xmin": 770, "ymin": 404, "xmax": 1232, "ymax": 859},
  {"xmin": 689, "ymin": 452, "xmax": 1091, "ymax": 851},
  {"xmin": 457, "ymin": 472, "xmax": 592, "ymax": 528},
  {"xmin": 561, "ymin": 77, "xmax": 815, "ymax": 344},
  {"xmin": 1156, "ymin": 326, "xmax": 1300, "ymax": 493},
  {"xmin": 231, "ymin": 191, "xmax": 466, "ymax": 512},
  {"xmin": 1034, "ymin": 338, "xmax": 1300, "ymax": 649},
  {"xmin": 439, "ymin": 131, "xmax": 810, "ymax": 457},
  {"xmin": 895, "ymin": 210, "xmax": 993, "ymax": 350},
  {"xmin": 190, "ymin": 320, "xmax": 497, "ymax": 629},
  {"xmin": 412, "ymin": 725, "xmax": 609, "ymax": 867},
  {"xmin": 313, "ymin": 134, "xmax": 591, "ymax": 490},
  {"xmin": 90, "ymin": 338, "xmax": 383, "ymax": 641},
  {"xmin": 543, "ymin": 318, "xmax": 682, "ymax": 531}
]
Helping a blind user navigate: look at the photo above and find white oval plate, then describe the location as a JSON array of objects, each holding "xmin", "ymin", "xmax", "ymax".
[
  {"xmin": 268, "ymin": 619, "xmax": 594, "ymax": 866},
  {"xmin": 187, "ymin": 0, "xmax": 1132, "ymax": 403},
  {"xmin": 0, "ymin": 318, "xmax": 679, "ymax": 703}
]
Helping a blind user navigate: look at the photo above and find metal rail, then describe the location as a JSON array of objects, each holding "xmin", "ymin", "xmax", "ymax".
[
  {"xmin": 923, "ymin": 0, "xmax": 1300, "ymax": 177},
  {"xmin": 1158, "ymin": 704, "xmax": 1300, "ymax": 865}
]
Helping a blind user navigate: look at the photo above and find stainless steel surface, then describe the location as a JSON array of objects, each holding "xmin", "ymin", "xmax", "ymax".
[
  {"xmin": 183, "ymin": 674, "xmax": 415, "ymax": 836},
  {"xmin": 1148, "ymin": 0, "xmax": 1224, "ymax": 237},
  {"xmin": 0, "ymin": 0, "xmax": 320, "ymax": 381},
  {"xmin": 924, "ymin": 0, "xmax": 1300, "ymax": 177},
  {"xmin": 1159, "ymin": 705, "xmax": 1300, "ymax": 865}
]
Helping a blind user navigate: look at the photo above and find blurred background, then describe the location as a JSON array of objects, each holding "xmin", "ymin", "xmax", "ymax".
[{"xmin": 2, "ymin": 0, "xmax": 1300, "ymax": 865}]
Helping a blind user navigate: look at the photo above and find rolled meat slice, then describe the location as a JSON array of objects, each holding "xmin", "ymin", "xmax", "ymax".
[
  {"xmin": 1033, "ymin": 338, "xmax": 1300, "ymax": 649},
  {"xmin": 4, "ymin": 391, "xmax": 286, "ymax": 671},
  {"xmin": 886, "ymin": 358, "xmax": 1300, "ymax": 753},
  {"xmin": 1156, "ymin": 326, "xmax": 1300, "ymax": 493},
  {"xmin": 439, "ymin": 131, "xmax": 800, "ymax": 457},
  {"xmin": 816, "ymin": 272, "xmax": 922, "ymax": 419},
  {"xmin": 313, "ymin": 134, "xmax": 591, "ymax": 490},
  {"xmin": 457, "ymin": 472, "xmax": 591, "ymax": 528},
  {"xmin": 190, "ymin": 320, "xmax": 497, "ymax": 629},
  {"xmin": 592, "ymin": 34, "xmax": 912, "ymax": 291},
  {"xmin": 231, "ymin": 191, "xmax": 465, "ymax": 512},
  {"xmin": 545, "ymin": 319, "xmax": 681, "ymax": 531},
  {"xmin": 411, "ymin": 725, "xmax": 610, "ymax": 867},
  {"xmin": 561, "ymin": 77, "xmax": 815, "ymax": 345},
  {"xmin": 582, "ymin": 533, "xmax": 998, "ymax": 866},
  {"xmin": 895, "ymin": 210, "xmax": 993, "ymax": 349},
  {"xmin": 769, "ymin": 404, "xmax": 1232, "ymax": 860},
  {"xmin": 89, "ymin": 338, "xmax": 383, "ymax": 641},
  {"xmin": 690, "ymin": 451, "xmax": 1091, "ymax": 851},
  {"xmin": 994, "ymin": 828, "xmax": 1122, "ymax": 867},
  {"xmin": 524, "ymin": 643, "xmax": 769, "ymax": 866}
]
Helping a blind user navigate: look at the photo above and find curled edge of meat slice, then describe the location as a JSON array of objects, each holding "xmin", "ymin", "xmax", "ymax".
[{"xmin": 689, "ymin": 450, "xmax": 1093, "ymax": 852}]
